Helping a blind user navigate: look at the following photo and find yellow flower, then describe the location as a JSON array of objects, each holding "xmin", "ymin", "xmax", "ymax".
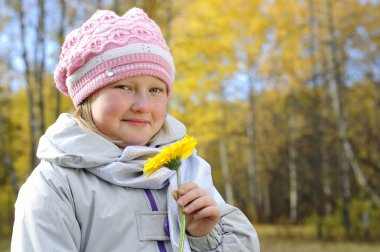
[
  {"xmin": 143, "ymin": 135, "xmax": 197, "ymax": 252},
  {"xmin": 143, "ymin": 135, "xmax": 197, "ymax": 177}
]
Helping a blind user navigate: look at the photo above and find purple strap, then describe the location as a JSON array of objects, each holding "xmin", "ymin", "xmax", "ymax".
[
  {"xmin": 164, "ymin": 216, "xmax": 170, "ymax": 237},
  {"xmin": 144, "ymin": 189, "xmax": 159, "ymax": 211},
  {"xmin": 144, "ymin": 189, "xmax": 168, "ymax": 252}
]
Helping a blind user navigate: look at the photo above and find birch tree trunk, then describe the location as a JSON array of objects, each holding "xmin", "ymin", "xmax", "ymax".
[
  {"xmin": 247, "ymin": 73, "xmax": 260, "ymax": 216},
  {"xmin": 321, "ymin": 51, "xmax": 333, "ymax": 216},
  {"xmin": 325, "ymin": 0, "xmax": 351, "ymax": 237},
  {"xmin": 262, "ymin": 178, "xmax": 271, "ymax": 221},
  {"xmin": 287, "ymin": 91, "xmax": 298, "ymax": 224},
  {"xmin": 308, "ymin": 0, "xmax": 325, "ymax": 238},
  {"xmin": 217, "ymin": 76, "xmax": 234, "ymax": 204},
  {"xmin": 325, "ymin": 1, "xmax": 380, "ymax": 228},
  {"xmin": 56, "ymin": 0, "xmax": 66, "ymax": 118},
  {"xmin": 35, "ymin": 0, "xmax": 46, "ymax": 134},
  {"xmin": 15, "ymin": 0, "xmax": 38, "ymax": 170},
  {"xmin": 219, "ymin": 139, "xmax": 234, "ymax": 204}
]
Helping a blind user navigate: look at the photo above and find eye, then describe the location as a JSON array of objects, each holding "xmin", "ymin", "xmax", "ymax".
[
  {"xmin": 150, "ymin": 87, "xmax": 165, "ymax": 93},
  {"xmin": 114, "ymin": 85, "xmax": 132, "ymax": 91}
]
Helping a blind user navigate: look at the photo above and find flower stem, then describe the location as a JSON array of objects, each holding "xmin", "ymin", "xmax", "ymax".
[{"xmin": 177, "ymin": 167, "xmax": 186, "ymax": 252}]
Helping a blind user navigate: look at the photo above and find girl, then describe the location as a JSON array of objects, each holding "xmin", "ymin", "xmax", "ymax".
[{"xmin": 11, "ymin": 8, "xmax": 260, "ymax": 252}]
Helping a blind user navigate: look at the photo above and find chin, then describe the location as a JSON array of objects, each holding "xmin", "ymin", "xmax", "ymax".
[{"xmin": 121, "ymin": 139, "xmax": 149, "ymax": 147}]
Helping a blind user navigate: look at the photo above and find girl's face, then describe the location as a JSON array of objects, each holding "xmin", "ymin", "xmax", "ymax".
[{"xmin": 90, "ymin": 75, "xmax": 168, "ymax": 147}]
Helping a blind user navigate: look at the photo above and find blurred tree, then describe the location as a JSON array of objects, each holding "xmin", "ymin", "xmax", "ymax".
[
  {"xmin": 231, "ymin": 0, "xmax": 269, "ymax": 218},
  {"xmin": 170, "ymin": 0, "xmax": 240, "ymax": 204},
  {"xmin": 1, "ymin": 0, "xmax": 380, "ymax": 242},
  {"xmin": 14, "ymin": 0, "xmax": 38, "ymax": 170},
  {"xmin": 55, "ymin": 0, "xmax": 66, "ymax": 117}
]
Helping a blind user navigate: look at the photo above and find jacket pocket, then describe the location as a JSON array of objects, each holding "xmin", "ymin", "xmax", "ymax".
[{"xmin": 136, "ymin": 211, "xmax": 170, "ymax": 241}]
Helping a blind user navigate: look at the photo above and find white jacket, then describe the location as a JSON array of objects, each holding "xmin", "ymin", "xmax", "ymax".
[{"xmin": 11, "ymin": 113, "xmax": 260, "ymax": 252}]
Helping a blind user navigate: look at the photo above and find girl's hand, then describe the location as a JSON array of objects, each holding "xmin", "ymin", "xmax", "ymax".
[{"xmin": 172, "ymin": 182, "xmax": 221, "ymax": 237}]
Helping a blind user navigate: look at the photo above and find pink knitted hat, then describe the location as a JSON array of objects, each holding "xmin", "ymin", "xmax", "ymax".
[{"xmin": 54, "ymin": 8, "xmax": 175, "ymax": 107}]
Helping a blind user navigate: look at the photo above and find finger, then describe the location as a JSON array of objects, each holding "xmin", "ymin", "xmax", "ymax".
[
  {"xmin": 172, "ymin": 190, "xmax": 179, "ymax": 200},
  {"xmin": 178, "ymin": 182, "xmax": 199, "ymax": 195},
  {"xmin": 177, "ymin": 187, "xmax": 208, "ymax": 206},
  {"xmin": 192, "ymin": 206, "xmax": 221, "ymax": 221},
  {"xmin": 183, "ymin": 195, "xmax": 217, "ymax": 214}
]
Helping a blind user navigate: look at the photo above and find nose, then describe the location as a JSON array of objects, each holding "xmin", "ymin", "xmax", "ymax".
[{"xmin": 131, "ymin": 92, "xmax": 150, "ymax": 113}]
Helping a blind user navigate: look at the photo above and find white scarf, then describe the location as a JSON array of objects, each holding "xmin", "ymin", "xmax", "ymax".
[
  {"xmin": 38, "ymin": 113, "xmax": 223, "ymax": 252},
  {"xmin": 83, "ymin": 115, "xmax": 223, "ymax": 252}
]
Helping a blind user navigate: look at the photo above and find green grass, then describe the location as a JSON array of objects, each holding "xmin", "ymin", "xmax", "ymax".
[
  {"xmin": 256, "ymin": 224, "xmax": 380, "ymax": 252},
  {"xmin": 2, "ymin": 224, "xmax": 380, "ymax": 252}
]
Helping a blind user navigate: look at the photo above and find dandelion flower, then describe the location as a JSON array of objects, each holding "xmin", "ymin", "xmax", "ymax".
[
  {"xmin": 143, "ymin": 135, "xmax": 197, "ymax": 177},
  {"xmin": 143, "ymin": 134, "xmax": 197, "ymax": 252}
]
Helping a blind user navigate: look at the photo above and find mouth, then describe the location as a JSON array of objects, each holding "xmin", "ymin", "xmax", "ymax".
[{"xmin": 122, "ymin": 119, "xmax": 150, "ymax": 127}]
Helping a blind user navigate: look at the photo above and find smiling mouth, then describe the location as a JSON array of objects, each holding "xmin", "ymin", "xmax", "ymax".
[{"xmin": 122, "ymin": 119, "xmax": 150, "ymax": 127}]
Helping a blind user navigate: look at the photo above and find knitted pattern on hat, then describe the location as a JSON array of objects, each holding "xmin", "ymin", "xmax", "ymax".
[{"xmin": 54, "ymin": 8, "xmax": 175, "ymax": 107}]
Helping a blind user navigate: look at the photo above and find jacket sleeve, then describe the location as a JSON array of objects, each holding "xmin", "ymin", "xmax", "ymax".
[
  {"xmin": 187, "ymin": 203, "xmax": 260, "ymax": 252},
  {"xmin": 11, "ymin": 163, "xmax": 81, "ymax": 252}
]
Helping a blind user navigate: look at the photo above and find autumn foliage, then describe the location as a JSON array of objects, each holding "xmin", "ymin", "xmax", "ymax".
[{"xmin": 1, "ymin": 0, "xmax": 380, "ymax": 241}]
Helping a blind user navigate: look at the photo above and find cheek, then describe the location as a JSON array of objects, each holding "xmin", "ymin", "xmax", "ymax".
[
  {"xmin": 153, "ymin": 99, "xmax": 167, "ymax": 122},
  {"xmin": 91, "ymin": 94, "xmax": 125, "ymax": 122}
]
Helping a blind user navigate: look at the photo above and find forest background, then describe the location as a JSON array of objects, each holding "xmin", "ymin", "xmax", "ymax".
[{"xmin": 1, "ymin": 0, "xmax": 380, "ymax": 250}]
